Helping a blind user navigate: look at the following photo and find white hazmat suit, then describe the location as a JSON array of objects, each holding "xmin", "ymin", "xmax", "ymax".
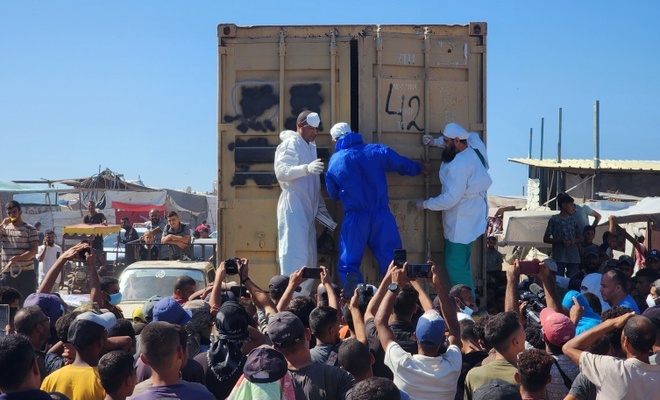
[{"xmin": 274, "ymin": 128, "xmax": 333, "ymax": 294}]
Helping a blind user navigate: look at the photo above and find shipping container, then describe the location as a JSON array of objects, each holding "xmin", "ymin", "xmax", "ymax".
[{"xmin": 217, "ymin": 23, "xmax": 487, "ymax": 292}]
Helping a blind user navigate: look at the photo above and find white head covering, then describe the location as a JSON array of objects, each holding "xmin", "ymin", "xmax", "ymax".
[
  {"xmin": 304, "ymin": 112, "xmax": 321, "ymax": 128},
  {"xmin": 443, "ymin": 122, "xmax": 469, "ymax": 140},
  {"xmin": 580, "ymin": 273, "xmax": 610, "ymax": 312},
  {"xmin": 330, "ymin": 122, "xmax": 351, "ymax": 140}
]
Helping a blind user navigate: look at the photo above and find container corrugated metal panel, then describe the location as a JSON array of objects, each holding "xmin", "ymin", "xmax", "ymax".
[{"xmin": 217, "ymin": 23, "xmax": 487, "ymax": 290}]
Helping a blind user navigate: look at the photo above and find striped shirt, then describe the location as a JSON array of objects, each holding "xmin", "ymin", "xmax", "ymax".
[{"xmin": 1, "ymin": 223, "xmax": 39, "ymax": 269}]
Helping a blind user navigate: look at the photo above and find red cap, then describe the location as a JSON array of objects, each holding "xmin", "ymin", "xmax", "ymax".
[{"xmin": 540, "ymin": 308, "xmax": 575, "ymax": 346}]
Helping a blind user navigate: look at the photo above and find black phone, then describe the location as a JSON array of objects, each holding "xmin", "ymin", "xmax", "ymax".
[
  {"xmin": 406, "ymin": 263, "xmax": 431, "ymax": 279},
  {"xmin": 343, "ymin": 272, "xmax": 360, "ymax": 298},
  {"xmin": 393, "ymin": 249, "xmax": 407, "ymax": 268},
  {"xmin": 302, "ymin": 267, "xmax": 322, "ymax": 279}
]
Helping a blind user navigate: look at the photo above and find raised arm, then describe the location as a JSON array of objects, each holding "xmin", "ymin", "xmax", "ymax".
[
  {"xmin": 238, "ymin": 260, "xmax": 278, "ymax": 316},
  {"xmin": 38, "ymin": 242, "xmax": 89, "ymax": 293},
  {"xmin": 505, "ymin": 261, "xmax": 521, "ymax": 315},
  {"xmin": 562, "ymin": 311, "xmax": 634, "ymax": 364},
  {"xmin": 431, "ymin": 262, "xmax": 461, "ymax": 348},
  {"xmin": 375, "ymin": 267, "xmax": 408, "ymax": 350},
  {"xmin": 365, "ymin": 261, "xmax": 396, "ymax": 320},
  {"xmin": 537, "ymin": 261, "xmax": 562, "ymax": 314},
  {"xmin": 277, "ymin": 267, "xmax": 307, "ymax": 312},
  {"xmin": 209, "ymin": 261, "xmax": 228, "ymax": 316},
  {"xmin": 410, "ymin": 277, "xmax": 434, "ymax": 312},
  {"xmin": 320, "ymin": 265, "xmax": 339, "ymax": 311},
  {"xmin": 348, "ymin": 288, "xmax": 367, "ymax": 344}
]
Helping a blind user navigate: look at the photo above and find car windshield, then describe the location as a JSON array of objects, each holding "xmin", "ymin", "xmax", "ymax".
[{"xmin": 119, "ymin": 268, "xmax": 206, "ymax": 301}]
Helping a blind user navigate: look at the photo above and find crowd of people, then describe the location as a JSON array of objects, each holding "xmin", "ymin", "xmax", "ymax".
[{"xmin": 1, "ymin": 111, "xmax": 659, "ymax": 400}]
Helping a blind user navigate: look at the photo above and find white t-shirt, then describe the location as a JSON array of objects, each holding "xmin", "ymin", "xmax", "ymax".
[
  {"xmin": 580, "ymin": 351, "xmax": 660, "ymax": 399},
  {"xmin": 384, "ymin": 341, "xmax": 462, "ymax": 400},
  {"xmin": 37, "ymin": 244, "xmax": 62, "ymax": 286}
]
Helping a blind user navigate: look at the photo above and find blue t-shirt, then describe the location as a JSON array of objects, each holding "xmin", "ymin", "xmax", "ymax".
[
  {"xmin": 617, "ymin": 294, "xmax": 641, "ymax": 314},
  {"xmin": 128, "ymin": 384, "xmax": 215, "ymax": 400}
]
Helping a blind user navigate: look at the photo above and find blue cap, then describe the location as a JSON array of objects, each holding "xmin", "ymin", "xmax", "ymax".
[
  {"xmin": 583, "ymin": 245, "xmax": 600, "ymax": 258},
  {"xmin": 647, "ymin": 249, "xmax": 660, "ymax": 261},
  {"xmin": 415, "ymin": 310, "xmax": 445, "ymax": 347},
  {"xmin": 152, "ymin": 297, "xmax": 192, "ymax": 325}
]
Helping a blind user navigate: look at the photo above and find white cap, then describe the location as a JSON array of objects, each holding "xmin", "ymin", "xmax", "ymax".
[
  {"xmin": 330, "ymin": 122, "xmax": 351, "ymax": 139},
  {"xmin": 443, "ymin": 122, "xmax": 469, "ymax": 140},
  {"xmin": 304, "ymin": 112, "xmax": 321, "ymax": 128},
  {"xmin": 75, "ymin": 311, "xmax": 117, "ymax": 330}
]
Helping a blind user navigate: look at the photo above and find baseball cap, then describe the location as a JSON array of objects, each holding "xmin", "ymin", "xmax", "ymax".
[
  {"xmin": 540, "ymin": 308, "xmax": 575, "ymax": 346},
  {"xmin": 415, "ymin": 310, "xmax": 446, "ymax": 348},
  {"xmin": 269, "ymin": 275, "xmax": 300, "ymax": 297},
  {"xmin": 68, "ymin": 311, "xmax": 117, "ymax": 348},
  {"xmin": 330, "ymin": 122, "xmax": 351, "ymax": 140},
  {"xmin": 317, "ymin": 283, "xmax": 340, "ymax": 300},
  {"xmin": 296, "ymin": 111, "xmax": 320, "ymax": 128},
  {"xmin": 617, "ymin": 255, "xmax": 635, "ymax": 267},
  {"xmin": 473, "ymin": 379, "xmax": 522, "ymax": 400},
  {"xmin": 442, "ymin": 122, "xmax": 469, "ymax": 140},
  {"xmin": 647, "ymin": 249, "xmax": 660, "ymax": 261},
  {"xmin": 141, "ymin": 295, "xmax": 162, "ymax": 323},
  {"xmin": 243, "ymin": 345, "xmax": 288, "ymax": 383},
  {"xmin": 583, "ymin": 245, "xmax": 600, "ymax": 258},
  {"xmin": 23, "ymin": 293, "xmax": 63, "ymax": 325},
  {"xmin": 152, "ymin": 297, "xmax": 192, "ymax": 325},
  {"xmin": 267, "ymin": 311, "xmax": 306, "ymax": 348},
  {"xmin": 542, "ymin": 258, "xmax": 558, "ymax": 273}
]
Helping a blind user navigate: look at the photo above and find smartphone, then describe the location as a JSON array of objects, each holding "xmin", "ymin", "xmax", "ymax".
[
  {"xmin": 393, "ymin": 249, "xmax": 407, "ymax": 268},
  {"xmin": 519, "ymin": 260, "xmax": 540, "ymax": 275},
  {"xmin": 406, "ymin": 263, "xmax": 431, "ymax": 279},
  {"xmin": 0, "ymin": 304, "xmax": 8, "ymax": 336},
  {"xmin": 302, "ymin": 267, "xmax": 323, "ymax": 279},
  {"xmin": 343, "ymin": 272, "xmax": 360, "ymax": 299}
]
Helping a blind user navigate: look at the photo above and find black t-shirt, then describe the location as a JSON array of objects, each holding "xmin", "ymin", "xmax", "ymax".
[
  {"xmin": 289, "ymin": 362, "xmax": 356, "ymax": 400},
  {"xmin": 194, "ymin": 350, "xmax": 244, "ymax": 400},
  {"xmin": 365, "ymin": 317, "xmax": 417, "ymax": 379},
  {"xmin": 83, "ymin": 213, "xmax": 106, "ymax": 250},
  {"xmin": 454, "ymin": 350, "xmax": 489, "ymax": 400}
]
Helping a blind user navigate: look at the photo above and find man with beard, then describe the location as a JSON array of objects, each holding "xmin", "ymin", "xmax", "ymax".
[
  {"xmin": 416, "ymin": 123, "xmax": 492, "ymax": 291},
  {"xmin": 145, "ymin": 209, "xmax": 168, "ymax": 260}
]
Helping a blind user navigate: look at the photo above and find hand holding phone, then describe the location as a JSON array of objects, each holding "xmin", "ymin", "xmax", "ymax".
[
  {"xmin": 406, "ymin": 263, "xmax": 432, "ymax": 279},
  {"xmin": 519, "ymin": 259, "xmax": 540, "ymax": 276},
  {"xmin": 393, "ymin": 249, "xmax": 407, "ymax": 268}
]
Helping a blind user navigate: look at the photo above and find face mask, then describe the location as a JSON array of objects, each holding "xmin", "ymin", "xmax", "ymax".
[
  {"xmin": 108, "ymin": 292, "xmax": 123, "ymax": 306},
  {"xmin": 460, "ymin": 300, "xmax": 474, "ymax": 316},
  {"xmin": 646, "ymin": 294, "xmax": 658, "ymax": 308}
]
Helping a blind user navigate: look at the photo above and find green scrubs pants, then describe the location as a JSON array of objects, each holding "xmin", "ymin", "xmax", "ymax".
[{"xmin": 444, "ymin": 238, "xmax": 475, "ymax": 292}]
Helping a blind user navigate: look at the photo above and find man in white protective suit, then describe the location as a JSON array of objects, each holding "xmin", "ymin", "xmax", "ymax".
[
  {"xmin": 415, "ymin": 122, "xmax": 492, "ymax": 293},
  {"xmin": 274, "ymin": 110, "xmax": 336, "ymax": 294}
]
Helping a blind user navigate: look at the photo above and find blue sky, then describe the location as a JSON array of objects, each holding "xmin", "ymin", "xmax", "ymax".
[{"xmin": 1, "ymin": 1, "xmax": 658, "ymax": 196}]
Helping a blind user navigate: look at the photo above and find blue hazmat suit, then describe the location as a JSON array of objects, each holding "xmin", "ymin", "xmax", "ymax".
[{"xmin": 325, "ymin": 132, "xmax": 422, "ymax": 283}]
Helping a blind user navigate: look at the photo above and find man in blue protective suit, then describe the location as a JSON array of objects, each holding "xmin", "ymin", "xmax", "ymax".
[{"xmin": 325, "ymin": 122, "xmax": 424, "ymax": 284}]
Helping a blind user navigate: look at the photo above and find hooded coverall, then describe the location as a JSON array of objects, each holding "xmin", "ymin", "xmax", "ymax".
[{"xmin": 325, "ymin": 132, "xmax": 422, "ymax": 284}]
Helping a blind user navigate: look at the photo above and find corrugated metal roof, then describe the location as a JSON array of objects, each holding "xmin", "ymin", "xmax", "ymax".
[{"xmin": 508, "ymin": 158, "xmax": 660, "ymax": 172}]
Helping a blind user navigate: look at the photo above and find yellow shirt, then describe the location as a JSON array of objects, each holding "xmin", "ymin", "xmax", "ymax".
[{"xmin": 41, "ymin": 364, "xmax": 105, "ymax": 400}]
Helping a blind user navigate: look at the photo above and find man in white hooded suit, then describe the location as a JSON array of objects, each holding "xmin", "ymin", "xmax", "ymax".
[{"xmin": 274, "ymin": 111, "xmax": 336, "ymax": 294}]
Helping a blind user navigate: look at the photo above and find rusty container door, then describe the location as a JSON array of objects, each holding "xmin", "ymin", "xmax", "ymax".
[{"xmin": 217, "ymin": 23, "xmax": 487, "ymax": 291}]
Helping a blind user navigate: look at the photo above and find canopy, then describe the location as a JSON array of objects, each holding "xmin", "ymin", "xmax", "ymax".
[{"xmin": 62, "ymin": 224, "xmax": 121, "ymax": 235}]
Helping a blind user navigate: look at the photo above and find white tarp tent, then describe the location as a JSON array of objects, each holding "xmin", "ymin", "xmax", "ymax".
[{"xmin": 499, "ymin": 197, "xmax": 660, "ymax": 247}]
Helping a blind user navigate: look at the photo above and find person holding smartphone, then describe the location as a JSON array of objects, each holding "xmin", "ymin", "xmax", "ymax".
[{"xmin": 37, "ymin": 230, "xmax": 62, "ymax": 291}]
